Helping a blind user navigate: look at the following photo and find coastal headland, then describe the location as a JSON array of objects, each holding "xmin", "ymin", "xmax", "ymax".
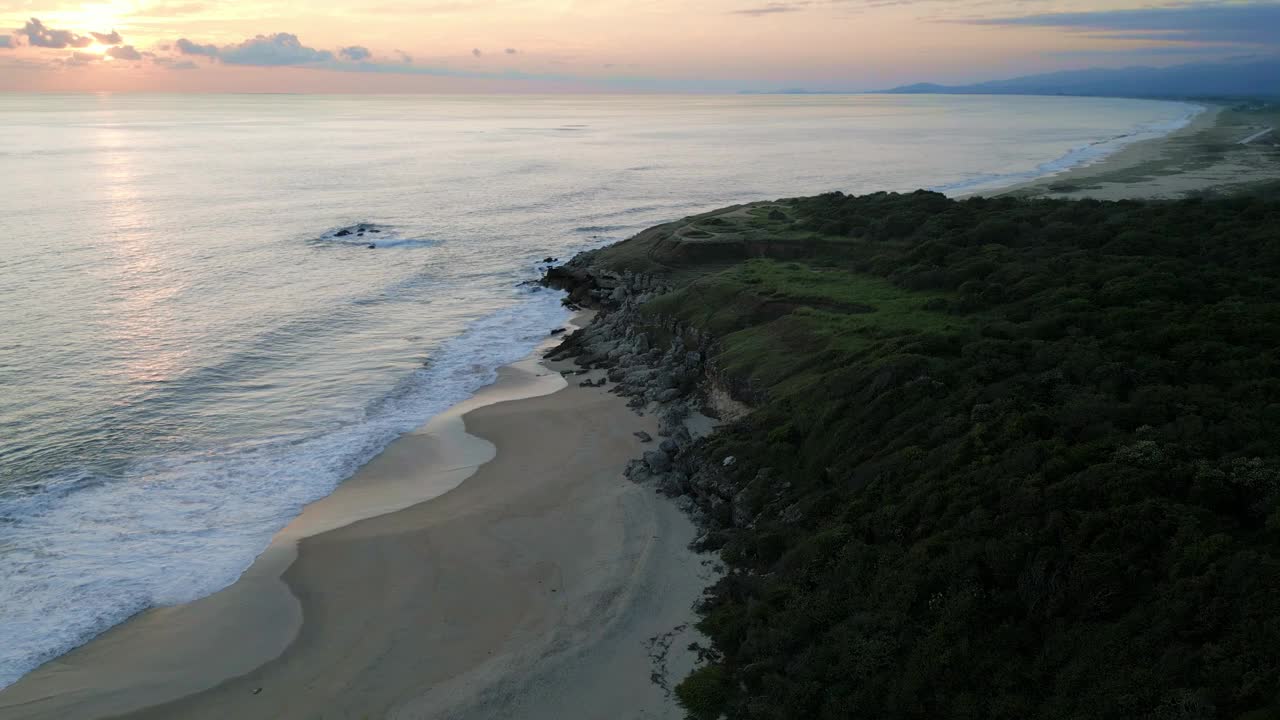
[
  {"xmin": 3, "ymin": 102, "xmax": 1278, "ymax": 720},
  {"xmin": 539, "ymin": 167, "xmax": 1280, "ymax": 718}
]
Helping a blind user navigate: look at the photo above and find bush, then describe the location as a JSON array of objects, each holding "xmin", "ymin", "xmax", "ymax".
[{"xmin": 675, "ymin": 664, "xmax": 731, "ymax": 720}]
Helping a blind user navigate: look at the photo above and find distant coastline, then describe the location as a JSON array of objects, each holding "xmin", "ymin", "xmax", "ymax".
[
  {"xmin": 998, "ymin": 100, "xmax": 1280, "ymax": 200},
  {"xmin": 742, "ymin": 54, "xmax": 1280, "ymax": 101},
  {"xmin": 937, "ymin": 100, "xmax": 1206, "ymax": 197}
]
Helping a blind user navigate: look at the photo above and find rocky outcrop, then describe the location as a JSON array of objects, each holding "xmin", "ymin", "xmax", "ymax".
[{"xmin": 542, "ymin": 257, "xmax": 773, "ymax": 541}]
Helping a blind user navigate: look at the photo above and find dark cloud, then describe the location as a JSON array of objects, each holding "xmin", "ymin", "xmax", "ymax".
[
  {"xmin": 217, "ymin": 33, "xmax": 334, "ymax": 65},
  {"xmin": 154, "ymin": 56, "xmax": 199, "ymax": 70},
  {"xmin": 730, "ymin": 0, "xmax": 872, "ymax": 16},
  {"xmin": 340, "ymin": 45, "xmax": 371, "ymax": 61},
  {"xmin": 1050, "ymin": 44, "xmax": 1254, "ymax": 59},
  {"xmin": 66, "ymin": 51, "xmax": 100, "ymax": 66},
  {"xmin": 730, "ymin": 0, "xmax": 944, "ymax": 15},
  {"xmin": 504, "ymin": 47, "xmax": 518, "ymax": 54},
  {"xmin": 175, "ymin": 38, "xmax": 218, "ymax": 56},
  {"xmin": 106, "ymin": 45, "xmax": 142, "ymax": 61},
  {"xmin": 173, "ymin": 32, "xmax": 383, "ymax": 67},
  {"xmin": 0, "ymin": 35, "xmax": 12, "ymax": 49},
  {"xmin": 472, "ymin": 47, "xmax": 482, "ymax": 56},
  {"xmin": 731, "ymin": 3, "xmax": 805, "ymax": 15},
  {"xmin": 18, "ymin": 18, "xmax": 94, "ymax": 49},
  {"xmin": 91, "ymin": 30, "xmax": 122, "ymax": 45},
  {"xmin": 969, "ymin": 3, "xmax": 1280, "ymax": 47}
]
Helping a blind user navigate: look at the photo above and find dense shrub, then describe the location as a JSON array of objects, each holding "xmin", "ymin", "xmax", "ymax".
[{"xmin": 660, "ymin": 190, "xmax": 1280, "ymax": 720}]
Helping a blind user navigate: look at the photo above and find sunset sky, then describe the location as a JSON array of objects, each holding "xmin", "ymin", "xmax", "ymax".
[{"xmin": 0, "ymin": 0, "xmax": 1276, "ymax": 92}]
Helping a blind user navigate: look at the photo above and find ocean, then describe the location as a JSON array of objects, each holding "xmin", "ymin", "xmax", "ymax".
[{"xmin": 0, "ymin": 92, "xmax": 1199, "ymax": 688}]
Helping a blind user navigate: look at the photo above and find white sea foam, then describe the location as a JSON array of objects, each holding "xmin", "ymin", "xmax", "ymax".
[{"xmin": 0, "ymin": 290, "xmax": 569, "ymax": 689}]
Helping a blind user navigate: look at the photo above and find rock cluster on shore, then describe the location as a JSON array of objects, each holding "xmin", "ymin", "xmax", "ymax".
[{"xmin": 543, "ymin": 258, "xmax": 777, "ymax": 539}]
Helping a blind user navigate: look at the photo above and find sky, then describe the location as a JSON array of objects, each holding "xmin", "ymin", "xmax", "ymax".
[{"xmin": 0, "ymin": 0, "xmax": 1276, "ymax": 92}]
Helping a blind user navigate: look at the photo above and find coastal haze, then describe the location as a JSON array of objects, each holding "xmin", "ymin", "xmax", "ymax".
[{"xmin": 0, "ymin": 92, "xmax": 1201, "ymax": 689}]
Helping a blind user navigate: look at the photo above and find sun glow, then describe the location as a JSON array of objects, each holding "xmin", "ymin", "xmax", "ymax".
[{"xmin": 59, "ymin": 2, "xmax": 129, "ymax": 34}]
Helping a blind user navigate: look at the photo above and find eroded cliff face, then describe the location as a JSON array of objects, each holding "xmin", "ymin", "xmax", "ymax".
[{"xmin": 542, "ymin": 259, "xmax": 772, "ymax": 541}]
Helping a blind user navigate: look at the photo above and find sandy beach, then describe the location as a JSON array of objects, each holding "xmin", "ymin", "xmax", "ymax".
[
  {"xmin": 0, "ymin": 328, "xmax": 714, "ymax": 719},
  {"xmin": 999, "ymin": 103, "xmax": 1280, "ymax": 200}
]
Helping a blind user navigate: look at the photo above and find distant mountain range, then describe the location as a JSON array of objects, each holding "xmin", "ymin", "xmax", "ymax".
[{"xmin": 881, "ymin": 57, "xmax": 1280, "ymax": 99}]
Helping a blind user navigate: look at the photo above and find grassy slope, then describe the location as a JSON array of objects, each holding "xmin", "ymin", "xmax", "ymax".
[{"xmin": 645, "ymin": 259, "xmax": 965, "ymax": 400}]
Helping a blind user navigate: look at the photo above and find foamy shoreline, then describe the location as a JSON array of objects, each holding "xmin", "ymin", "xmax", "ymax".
[{"xmin": 0, "ymin": 316, "xmax": 713, "ymax": 719}]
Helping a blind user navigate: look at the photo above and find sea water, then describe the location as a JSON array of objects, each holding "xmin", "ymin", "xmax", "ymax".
[{"xmin": 0, "ymin": 92, "xmax": 1199, "ymax": 687}]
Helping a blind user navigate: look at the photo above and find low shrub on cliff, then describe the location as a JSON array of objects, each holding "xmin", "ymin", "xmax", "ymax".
[{"xmin": 651, "ymin": 190, "xmax": 1280, "ymax": 719}]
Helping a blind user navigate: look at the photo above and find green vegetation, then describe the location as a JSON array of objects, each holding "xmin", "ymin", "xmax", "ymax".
[
  {"xmin": 616, "ymin": 190, "xmax": 1280, "ymax": 719},
  {"xmin": 645, "ymin": 260, "xmax": 966, "ymax": 400},
  {"xmin": 676, "ymin": 664, "xmax": 733, "ymax": 720}
]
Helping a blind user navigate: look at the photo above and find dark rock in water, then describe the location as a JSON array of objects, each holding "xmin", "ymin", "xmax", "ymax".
[
  {"xmin": 634, "ymin": 431, "xmax": 653, "ymax": 443},
  {"xmin": 335, "ymin": 229, "xmax": 352, "ymax": 237},
  {"xmin": 367, "ymin": 243, "xmax": 376, "ymax": 249},
  {"xmin": 543, "ymin": 257, "xmax": 555, "ymax": 264},
  {"xmin": 550, "ymin": 327, "xmax": 568, "ymax": 335},
  {"xmin": 369, "ymin": 229, "xmax": 381, "ymax": 233}
]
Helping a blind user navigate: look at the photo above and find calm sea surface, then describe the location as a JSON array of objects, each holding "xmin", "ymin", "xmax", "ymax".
[{"xmin": 0, "ymin": 93, "xmax": 1198, "ymax": 687}]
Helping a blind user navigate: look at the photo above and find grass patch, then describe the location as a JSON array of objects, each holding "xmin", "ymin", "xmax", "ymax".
[
  {"xmin": 644, "ymin": 259, "xmax": 966, "ymax": 397},
  {"xmin": 675, "ymin": 664, "xmax": 731, "ymax": 720}
]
